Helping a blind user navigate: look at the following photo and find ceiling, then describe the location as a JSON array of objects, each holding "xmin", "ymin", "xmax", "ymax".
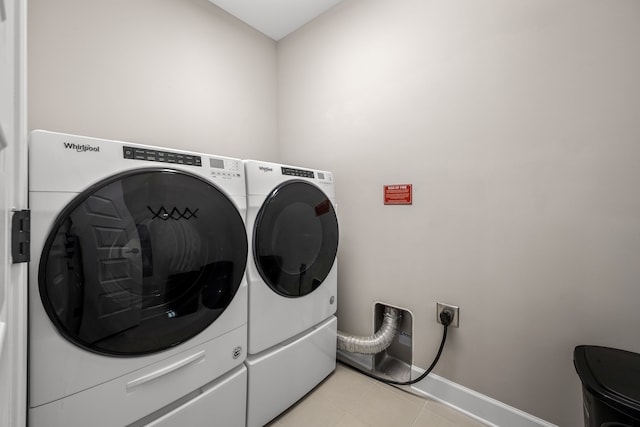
[{"xmin": 208, "ymin": 0, "xmax": 345, "ymax": 41}]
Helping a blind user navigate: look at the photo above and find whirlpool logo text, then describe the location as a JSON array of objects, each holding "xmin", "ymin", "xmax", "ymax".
[{"xmin": 63, "ymin": 142, "xmax": 100, "ymax": 152}]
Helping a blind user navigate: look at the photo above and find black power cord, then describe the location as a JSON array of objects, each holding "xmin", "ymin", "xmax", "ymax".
[{"xmin": 340, "ymin": 309, "xmax": 454, "ymax": 386}]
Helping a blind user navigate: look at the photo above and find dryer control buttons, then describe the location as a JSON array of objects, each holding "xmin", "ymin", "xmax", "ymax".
[
  {"xmin": 282, "ymin": 166, "xmax": 315, "ymax": 178},
  {"xmin": 123, "ymin": 146, "xmax": 202, "ymax": 167}
]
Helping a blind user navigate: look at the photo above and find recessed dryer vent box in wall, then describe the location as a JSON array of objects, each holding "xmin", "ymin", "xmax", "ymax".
[
  {"xmin": 337, "ymin": 302, "xmax": 413, "ymax": 382},
  {"xmin": 373, "ymin": 302, "xmax": 413, "ymax": 382}
]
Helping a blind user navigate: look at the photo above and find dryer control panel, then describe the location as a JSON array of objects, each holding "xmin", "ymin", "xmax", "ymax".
[
  {"xmin": 281, "ymin": 167, "xmax": 333, "ymax": 183},
  {"xmin": 282, "ymin": 166, "xmax": 314, "ymax": 178}
]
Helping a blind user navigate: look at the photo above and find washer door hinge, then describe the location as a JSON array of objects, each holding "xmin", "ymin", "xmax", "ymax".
[{"xmin": 11, "ymin": 209, "xmax": 30, "ymax": 263}]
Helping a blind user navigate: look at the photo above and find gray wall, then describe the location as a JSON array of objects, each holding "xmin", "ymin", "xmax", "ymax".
[
  {"xmin": 28, "ymin": 0, "xmax": 278, "ymax": 160},
  {"xmin": 277, "ymin": 0, "xmax": 640, "ymax": 425}
]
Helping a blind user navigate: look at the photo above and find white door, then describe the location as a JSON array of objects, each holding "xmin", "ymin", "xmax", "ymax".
[{"xmin": 0, "ymin": 0, "xmax": 27, "ymax": 426}]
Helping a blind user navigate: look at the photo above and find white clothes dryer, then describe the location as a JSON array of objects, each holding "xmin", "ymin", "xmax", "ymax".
[
  {"xmin": 244, "ymin": 160, "xmax": 338, "ymax": 427},
  {"xmin": 28, "ymin": 131, "xmax": 248, "ymax": 427}
]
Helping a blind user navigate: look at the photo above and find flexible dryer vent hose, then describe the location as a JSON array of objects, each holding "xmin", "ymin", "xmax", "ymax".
[{"xmin": 337, "ymin": 306, "xmax": 401, "ymax": 355}]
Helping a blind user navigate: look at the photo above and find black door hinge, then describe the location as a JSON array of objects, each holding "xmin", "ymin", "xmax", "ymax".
[{"xmin": 11, "ymin": 209, "xmax": 30, "ymax": 263}]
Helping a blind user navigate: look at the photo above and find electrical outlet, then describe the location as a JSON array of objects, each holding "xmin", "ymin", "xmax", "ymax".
[{"xmin": 436, "ymin": 303, "xmax": 459, "ymax": 328}]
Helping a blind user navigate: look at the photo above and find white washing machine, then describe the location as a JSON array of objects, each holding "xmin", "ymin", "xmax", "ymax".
[
  {"xmin": 28, "ymin": 131, "xmax": 249, "ymax": 426},
  {"xmin": 243, "ymin": 160, "xmax": 339, "ymax": 427}
]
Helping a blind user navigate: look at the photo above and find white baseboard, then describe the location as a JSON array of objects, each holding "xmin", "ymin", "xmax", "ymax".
[
  {"xmin": 336, "ymin": 353, "xmax": 557, "ymax": 426},
  {"xmin": 402, "ymin": 366, "xmax": 557, "ymax": 427}
]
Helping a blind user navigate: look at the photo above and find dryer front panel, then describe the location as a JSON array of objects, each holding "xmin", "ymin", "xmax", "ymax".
[
  {"xmin": 253, "ymin": 180, "xmax": 338, "ymax": 298},
  {"xmin": 39, "ymin": 168, "xmax": 248, "ymax": 356}
]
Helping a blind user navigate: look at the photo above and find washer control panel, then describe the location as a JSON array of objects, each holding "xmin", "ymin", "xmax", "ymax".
[
  {"xmin": 317, "ymin": 171, "xmax": 332, "ymax": 182},
  {"xmin": 123, "ymin": 146, "xmax": 202, "ymax": 166},
  {"xmin": 210, "ymin": 158, "xmax": 242, "ymax": 178}
]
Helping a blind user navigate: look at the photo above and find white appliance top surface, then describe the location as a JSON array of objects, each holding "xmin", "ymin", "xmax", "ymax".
[
  {"xmin": 29, "ymin": 130, "xmax": 246, "ymax": 196},
  {"xmin": 243, "ymin": 159, "xmax": 335, "ymax": 197},
  {"xmin": 207, "ymin": 0, "xmax": 344, "ymax": 40}
]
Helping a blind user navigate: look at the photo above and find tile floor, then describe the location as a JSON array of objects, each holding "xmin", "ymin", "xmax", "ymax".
[{"xmin": 265, "ymin": 363, "xmax": 487, "ymax": 427}]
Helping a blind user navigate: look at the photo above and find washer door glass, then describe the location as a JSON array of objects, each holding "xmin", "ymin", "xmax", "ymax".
[
  {"xmin": 254, "ymin": 180, "xmax": 338, "ymax": 297},
  {"xmin": 39, "ymin": 169, "xmax": 247, "ymax": 356}
]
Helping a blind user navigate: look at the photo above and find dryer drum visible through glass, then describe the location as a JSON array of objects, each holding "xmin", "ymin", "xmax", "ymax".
[
  {"xmin": 253, "ymin": 180, "xmax": 338, "ymax": 298},
  {"xmin": 39, "ymin": 168, "xmax": 248, "ymax": 356}
]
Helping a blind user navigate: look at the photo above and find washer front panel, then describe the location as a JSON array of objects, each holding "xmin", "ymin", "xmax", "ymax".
[
  {"xmin": 39, "ymin": 168, "xmax": 248, "ymax": 356},
  {"xmin": 253, "ymin": 180, "xmax": 339, "ymax": 298}
]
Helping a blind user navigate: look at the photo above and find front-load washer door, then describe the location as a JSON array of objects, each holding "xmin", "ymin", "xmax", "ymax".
[
  {"xmin": 39, "ymin": 168, "xmax": 247, "ymax": 356},
  {"xmin": 253, "ymin": 180, "xmax": 338, "ymax": 298}
]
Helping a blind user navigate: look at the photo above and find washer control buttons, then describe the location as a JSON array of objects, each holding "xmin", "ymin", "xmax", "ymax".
[{"xmin": 123, "ymin": 146, "xmax": 202, "ymax": 167}]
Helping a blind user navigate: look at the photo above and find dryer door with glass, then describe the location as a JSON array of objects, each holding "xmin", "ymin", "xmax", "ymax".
[
  {"xmin": 253, "ymin": 180, "xmax": 338, "ymax": 298},
  {"xmin": 38, "ymin": 168, "xmax": 247, "ymax": 356}
]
